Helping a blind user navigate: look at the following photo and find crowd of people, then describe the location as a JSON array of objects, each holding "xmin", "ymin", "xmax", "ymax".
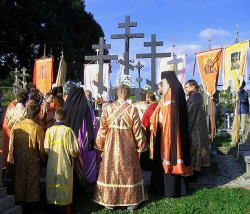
[{"xmin": 1, "ymin": 70, "xmax": 249, "ymax": 213}]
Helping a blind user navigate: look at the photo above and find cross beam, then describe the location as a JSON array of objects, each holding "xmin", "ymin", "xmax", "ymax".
[
  {"xmin": 85, "ymin": 37, "xmax": 118, "ymax": 94},
  {"xmin": 136, "ymin": 34, "xmax": 171, "ymax": 92},
  {"xmin": 111, "ymin": 15, "xmax": 144, "ymax": 75}
]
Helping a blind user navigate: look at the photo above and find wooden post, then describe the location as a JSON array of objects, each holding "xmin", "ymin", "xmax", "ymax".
[{"xmin": 236, "ymin": 92, "xmax": 239, "ymax": 143}]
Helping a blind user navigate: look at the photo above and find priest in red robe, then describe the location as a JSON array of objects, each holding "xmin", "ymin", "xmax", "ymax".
[{"xmin": 141, "ymin": 92, "xmax": 158, "ymax": 170}]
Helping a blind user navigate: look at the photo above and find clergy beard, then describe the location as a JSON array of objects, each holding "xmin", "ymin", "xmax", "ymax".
[{"xmin": 162, "ymin": 81, "xmax": 170, "ymax": 95}]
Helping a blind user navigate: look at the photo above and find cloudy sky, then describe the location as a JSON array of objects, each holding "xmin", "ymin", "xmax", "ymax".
[{"xmin": 85, "ymin": 0, "xmax": 250, "ymax": 89}]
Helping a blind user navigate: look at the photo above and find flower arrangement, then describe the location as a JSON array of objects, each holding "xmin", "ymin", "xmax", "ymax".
[
  {"xmin": 120, "ymin": 75, "xmax": 136, "ymax": 88},
  {"xmin": 95, "ymin": 93, "xmax": 104, "ymax": 105}
]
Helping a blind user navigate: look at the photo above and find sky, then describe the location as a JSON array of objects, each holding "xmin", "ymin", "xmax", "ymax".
[{"xmin": 85, "ymin": 0, "xmax": 250, "ymax": 90}]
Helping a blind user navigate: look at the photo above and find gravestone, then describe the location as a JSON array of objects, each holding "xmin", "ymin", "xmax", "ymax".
[
  {"xmin": 13, "ymin": 68, "xmax": 21, "ymax": 94},
  {"xmin": 136, "ymin": 34, "xmax": 171, "ymax": 92},
  {"xmin": 20, "ymin": 67, "xmax": 29, "ymax": 89}
]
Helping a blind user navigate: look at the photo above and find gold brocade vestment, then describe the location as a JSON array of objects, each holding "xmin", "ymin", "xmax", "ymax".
[
  {"xmin": 44, "ymin": 125, "xmax": 79, "ymax": 205},
  {"xmin": 94, "ymin": 101, "xmax": 148, "ymax": 206},
  {"xmin": 12, "ymin": 120, "xmax": 45, "ymax": 202},
  {"xmin": 133, "ymin": 101, "xmax": 149, "ymax": 121}
]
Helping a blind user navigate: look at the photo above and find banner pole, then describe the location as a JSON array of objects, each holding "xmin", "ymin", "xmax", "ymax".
[
  {"xmin": 210, "ymin": 96, "xmax": 214, "ymax": 141},
  {"xmin": 235, "ymin": 92, "xmax": 239, "ymax": 144}
]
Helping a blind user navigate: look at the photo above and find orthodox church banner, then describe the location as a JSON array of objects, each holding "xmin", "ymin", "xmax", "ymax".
[
  {"xmin": 84, "ymin": 63, "xmax": 110, "ymax": 99},
  {"xmin": 33, "ymin": 58, "xmax": 54, "ymax": 94},
  {"xmin": 158, "ymin": 54, "xmax": 186, "ymax": 85},
  {"xmin": 194, "ymin": 48, "xmax": 223, "ymax": 96},
  {"xmin": 55, "ymin": 57, "xmax": 67, "ymax": 87},
  {"xmin": 223, "ymin": 40, "xmax": 249, "ymax": 90}
]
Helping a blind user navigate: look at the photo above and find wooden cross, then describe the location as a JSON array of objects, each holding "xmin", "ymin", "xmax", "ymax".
[
  {"xmin": 20, "ymin": 67, "xmax": 30, "ymax": 89},
  {"xmin": 136, "ymin": 34, "xmax": 171, "ymax": 92},
  {"xmin": 111, "ymin": 15, "xmax": 144, "ymax": 75},
  {"xmin": 85, "ymin": 37, "xmax": 118, "ymax": 94}
]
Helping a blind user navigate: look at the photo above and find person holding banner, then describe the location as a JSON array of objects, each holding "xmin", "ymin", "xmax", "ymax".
[
  {"xmin": 185, "ymin": 80, "xmax": 210, "ymax": 181},
  {"xmin": 231, "ymin": 81, "xmax": 249, "ymax": 145}
]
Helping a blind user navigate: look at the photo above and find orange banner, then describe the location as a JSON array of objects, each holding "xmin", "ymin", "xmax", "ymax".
[
  {"xmin": 195, "ymin": 48, "xmax": 223, "ymax": 96},
  {"xmin": 33, "ymin": 58, "xmax": 54, "ymax": 94}
]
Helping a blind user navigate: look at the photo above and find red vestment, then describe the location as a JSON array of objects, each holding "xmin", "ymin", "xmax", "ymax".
[{"xmin": 141, "ymin": 102, "xmax": 157, "ymax": 144}]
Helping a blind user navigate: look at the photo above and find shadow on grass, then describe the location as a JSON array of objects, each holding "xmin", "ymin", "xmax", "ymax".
[
  {"xmin": 72, "ymin": 185, "xmax": 207, "ymax": 214},
  {"xmin": 72, "ymin": 179, "xmax": 250, "ymax": 213}
]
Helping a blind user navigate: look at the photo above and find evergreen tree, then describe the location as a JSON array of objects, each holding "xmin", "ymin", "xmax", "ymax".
[{"xmin": 0, "ymin": 0, "xmax": 104, "ymax": 82}]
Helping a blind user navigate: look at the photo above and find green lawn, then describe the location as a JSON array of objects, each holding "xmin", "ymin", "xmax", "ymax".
[{"xmin": 72, "ymin": 187, "xmax": 250, "ymax": 214}]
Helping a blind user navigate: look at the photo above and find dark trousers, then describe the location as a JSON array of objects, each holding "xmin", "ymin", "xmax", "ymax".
[{"xmin": 16, "ymin": 201, "xmax": 41, "ymax": 214}]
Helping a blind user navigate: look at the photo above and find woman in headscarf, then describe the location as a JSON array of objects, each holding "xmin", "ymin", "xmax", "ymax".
[
  {"xmin": 150, "ymin": 71, "xmax": 193, "ymax": 197},
  {"xmin": 64, "ymin": 87, "xmax": 100, "ymax": 190}
]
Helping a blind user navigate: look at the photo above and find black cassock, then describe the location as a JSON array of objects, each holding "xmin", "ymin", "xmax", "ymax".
[{"xmin": 187, "ymin": 91, "xmax": 210, "ymax": 171}]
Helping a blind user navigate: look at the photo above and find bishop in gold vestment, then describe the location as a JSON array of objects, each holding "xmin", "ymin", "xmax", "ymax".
[{"xmin": 94, "ymin": 100, "xmax": 148, "ymax": 207}]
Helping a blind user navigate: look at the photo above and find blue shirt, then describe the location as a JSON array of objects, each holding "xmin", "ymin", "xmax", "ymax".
[{"xmin": 234, "ymin": 89, "xmax": 249, "ymax": 115}]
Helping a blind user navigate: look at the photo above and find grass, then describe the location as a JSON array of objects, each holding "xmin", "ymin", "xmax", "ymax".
[{"xmin": 72, "ymin": 187, "xmax": 250, "ymax": 214}]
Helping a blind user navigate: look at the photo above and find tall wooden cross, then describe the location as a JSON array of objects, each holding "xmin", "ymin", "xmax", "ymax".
[
  {"xmin": 20, "ymin": 67, "xmax": 30, "ymax": 89},
  {"xmin": 136, "ymin": 34, "xmax": 171, "ymax": 92},
  {"xmin": 85, "ymin": 37, "xmax": 118, "ymax": 94},
  {"xmin": 111, "ymin": 15, "xmax": 144, "ymax": 75}
]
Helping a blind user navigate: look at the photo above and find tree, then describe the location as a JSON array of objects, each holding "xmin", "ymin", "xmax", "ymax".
[
  {"xmin": 0, "ymin": 0, "xmax": 104, "ymax": 83},
  {"xmin": 220, "ymin": 86, "xmax": 234, "ymax": 113}
]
